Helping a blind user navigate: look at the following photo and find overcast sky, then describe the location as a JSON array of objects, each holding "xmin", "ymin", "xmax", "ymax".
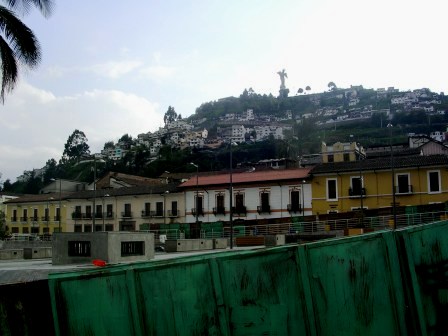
[{"xmin": 1, "ymin": 0, "xmax": 447, "ymax": 182}]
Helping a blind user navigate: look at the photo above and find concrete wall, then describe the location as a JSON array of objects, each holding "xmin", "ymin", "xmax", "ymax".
[{"xmin": 52, "ymin": 232, "xmax": 154, "ymax": 265}]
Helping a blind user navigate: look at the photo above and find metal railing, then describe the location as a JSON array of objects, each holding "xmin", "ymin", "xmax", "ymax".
[{"xmin": 142, "ymin": 210, "xmax": 448, "ymax": 241}]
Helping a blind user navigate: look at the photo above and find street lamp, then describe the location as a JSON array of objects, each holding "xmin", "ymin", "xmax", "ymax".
[
  {"xmin": 189, "ymin": 162, "xmax": 199, "ymax": 236},
  {"xmin": 50, "ymin": 178, "xmax": 62, "ymax": 232},
  {"xmin": 229, "ymin": 142, "xmax": 238, "ymax": 249},
  {"xmin": 102, "ymin": 194, "xmax": 110, "ymax": 231},
  {"xmin": 301, "ymin": 180, "xmax": 306, "ymax": 224},
  {"xmin": 387, "ymin": 123, "xmax": 397, "ymax": 229}
]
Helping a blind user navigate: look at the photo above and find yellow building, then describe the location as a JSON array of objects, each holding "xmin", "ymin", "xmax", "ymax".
[
  {"xmin": 6, "ymin": 193, "xmax": 66, "ymax": 235},
  {"xmin": 311, "ymin": 154, "xmax": 448, "ymax": 216}
]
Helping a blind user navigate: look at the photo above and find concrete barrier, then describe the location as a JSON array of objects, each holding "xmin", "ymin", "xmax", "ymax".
[
  {"xmin": 265, "ymin": 234, "xmax": 286, "ymax": 246},
  {"xmin": 165, "ymin": 239, "xmax": 217, "ymax": 252},
  {"xmin": 0, "ymin": 249, "xmax": 24, "ymax": 260},
  {"xmin": 213, "ymin": 238, "xmax": 228, "ymax": 249},
  {"xmin": 23, "ymin": 247, "xmax": 52, "ymax": 259}
]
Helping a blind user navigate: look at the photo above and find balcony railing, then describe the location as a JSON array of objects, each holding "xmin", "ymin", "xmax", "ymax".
[
  {"xmin": 141, "ymin": 210, "xmax": 151, "ymax": 218},
  {"xmin": 106, "ymin": 212, "xmax": 114, "ymax": 218},
  {"xmin": 72, "ymin": 212, "xmax": 83, "ymax": 220},
  {"xmin": 287, "ymin": 204, "xmax": 302, "ymax": 213},
  {"xmin": 257, "ymin": 205, "xmax": 271, "ymax": 214},
  {"xmin": 191, "ymin": 208, "xmax": 204, "ymax": 216},
  {"xmin": 10, "ymin": 217, "xmax": 18, "ymax": 222},
  {"xmin": 167, "ymin": 210, "xmax": 179, "ymax": 217},
  {"xmin": 41, "ymin": 216, "xmax": 50, "ymax": 222},
  {"xmin": 232, "ymin": 206, "xmax": 247, "ymax": 216},
  {"xmin": 54, "ymin": 215, "xmax": 61, "ymax": 221},
  {"xmin": 396, "ymin": 185, "xmax": 413, "ymax": 194},
  {"xmin": 31, "ymin": 216, "xmax": 39, "ymax": 222},
  {"xmin": 151, "ymin": 211, "xmax": 164, "ymax": 218},
  {"xmin": 348, "ymin": 187, "xmax": 366, "ymax": 197},
  {"xmin": 213, "ymin": 207, "xmax": 226, "ymax": 215},
  {"xmin": 121, "ymin": 211, "xmax": 133, "ymax": 218}
]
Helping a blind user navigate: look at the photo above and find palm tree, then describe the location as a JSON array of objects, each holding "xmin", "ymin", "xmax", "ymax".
[{"xmin": 0, "ymin": 0, "xmax": 53, "ymax": 103}]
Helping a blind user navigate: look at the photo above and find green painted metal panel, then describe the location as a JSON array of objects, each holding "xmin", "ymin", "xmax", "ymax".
[
  {"xmin": 216, "ymin": 246, "xmax": 310, "ymax": 335},
  {"xmin": 49, "ymin": 269, "xmax": 141, "ymax": 336},
  {"xmin": 134, "ymin": 260, "xmax": 222, "ymax": 335},
  {"xmin": 300, "ymin": 232, "xmax": 408, "ymax": 335},
  {"xmin": 397, "ymin": 220, "xmax": 448, "ymax": 335}
]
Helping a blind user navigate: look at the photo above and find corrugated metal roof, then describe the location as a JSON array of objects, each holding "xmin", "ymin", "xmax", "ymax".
[{"xmin": 179, "ymin": 168, "xmax": 312, "ymax": 188}]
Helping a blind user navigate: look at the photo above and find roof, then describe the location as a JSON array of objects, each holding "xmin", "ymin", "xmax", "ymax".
[
  {"xmin": 96, "ymin": 172, "xmax": 162, "ymax": 189},
  {"xmin": 311, "ymin": 154, "xmax": 448, "ymax": 175},
  {"xmin": 179, "ymin": 168, "xmax": 312, "ymax": 188},
  {"xmin": 4, "ymin": 183, "xmax": 182, "ymax": 204}
]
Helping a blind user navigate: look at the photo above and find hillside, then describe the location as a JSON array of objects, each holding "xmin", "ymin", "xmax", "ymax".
[{"xmin": 2, "ymin": 85, "xmax": 448, "ymax": 194}]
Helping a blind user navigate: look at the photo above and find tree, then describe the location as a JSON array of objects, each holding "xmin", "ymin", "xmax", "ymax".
[
  {"xmin": 163, "ymin": 106, "xmax": 177, "ymax": 125},
  {"xmin": 62, "ymin": 129, "xmax": 90, "ymax": 163},
  {"xmin": 305, "ymin": 86, "xmax": 311, "ymax": 94},
  {"xmin": 328, "ymin": 81, "xmax": 337, "ymax": 91},
  {"xmin": 297, "ymin": 88, "xmax": 304, "ymax": 95},
  {"xmin": 0, "ymin": 0, "xmax": 53, "ymax": 103}
]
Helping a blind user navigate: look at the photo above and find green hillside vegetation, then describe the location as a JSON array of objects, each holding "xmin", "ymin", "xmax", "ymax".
[{"xmin": 2, "ymin": 85, "xmax": 448, "ymax": 194}]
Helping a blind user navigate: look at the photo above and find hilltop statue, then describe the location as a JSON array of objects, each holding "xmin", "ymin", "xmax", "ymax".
[
  {"xmin": 277, "ymin": 69, "xmax": 287, "ymax": 89},
  {"xmin": 277, "ymin": 69, "xmax": 289, "ymax": 98}
]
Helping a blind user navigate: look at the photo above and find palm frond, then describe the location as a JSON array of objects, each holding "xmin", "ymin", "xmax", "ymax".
[{"xmin": 3, "ymin": 0, "xmax": 53, "ymax": 18}]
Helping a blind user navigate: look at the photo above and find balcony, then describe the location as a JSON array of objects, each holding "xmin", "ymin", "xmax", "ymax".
[
  {"xmin": 348, "ymin": 187, "xmax": 366, "ymax": 197},
  {"xmin": 10, "ymin": 217, "xmax": 17, "ymax": 222},
  {"xmin": 191, "ymin": 208, "xmax": 204, "ymax": 217},
  {"xmin": 257, "ymin": 205, "xmax": 271, "ymax": 214},
  {"xmin": 232, "ymin": 206, "xmax": 247, "ymax": 216},
  {"xmin": 95, "ymin": 213, "xmax": 103, "ymax": 219},
  {"xmin": 141, "ymin": 210, "xmax": 151, "ymax": 218},
  {"xmin": 41, "ymin": 216, "xmax": 50, "ymax": 222},
  {"xmin": 287, "ymin": 204, "xmax": 302, "ymax": 213},
  {"xmin": 396, "ymin": 185, "xmax": 413, "ymax": 195},
  {"xmin": 213, "ymin": 207, "xmax": 226, "ymax": 215},
  {"xmin": 167, "ymin": 210, "xmax": 179, "ymax": 218},
  {"xmin": 54, "ymin": 215, "xmax": 61, "ymax": 221},
  {"xmin": 106, "ymin": 212, "xmax": 114, "ymax": 219},
  {"xmin": 71, "ymin": 212, "xmax": 83, "ymax": 220},
  {"xmin": 20, "ymin": 217, "xmax": 28, "ymax": 222},
  {"xmin": 31, "ymin": 216, "xmax": 39, "ymax": 222},
  {"xmin": 151, "ymin": 211, "xmax": 164, "ymax": 218},
  {"xmin": 84, "ymin": 213, "xmax": 93, "ymax": 219},
  {"xmin": 121, "ymin": 212, "xmax": 133, "ymax": 218}
]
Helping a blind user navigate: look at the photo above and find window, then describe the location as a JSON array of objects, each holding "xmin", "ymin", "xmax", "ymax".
[
  {"xmin": 343, "ymin": 153, "xmax": 350, "ymax": 162},
  {"xmin": 234, "ymin": 193, "xmax": 246, "ymax": 215},
  {"xmin": 121, "ymin": 241, "xmax": 145, "ymax": 256},
  {"xmin": 156, "ymin": 202, "xmax": 164, "ymax": 217},
  {"xmin": 143, "ymin": 202, "xmax": 151, "ymax": 217},
  {"xmin": 12, "ymin": 209, "xmax": 17, "ymax": 222},
  {"xmin": 328, "ymin": 154, "xmax": 334, "ymax": 163},
  {"xmin": 32, "ymin": 208, "xmax": 38, "ymax": 221},
  {"xmin": 68, "ymin": 241, "xmax": 91, "ymax": 257},
  {"xmin": 170, "ymin": 201, "xmax": 178, "ymax": 216},
  {"xmin": 85, "ymin": 205, "xmax": 92, "ymax": 218},
  {"xmin": 428, "ymin": 171, "xmax": 441, "ymax": 193},
  {"xmin": 56, "ymin": 207, "xmax": 61, "ymax": 221},
  {"xmin": 214, "ymin": 194, "xmax": 225, "ymax": 215},
  {"xmin": 195, "ymin": 194, "xmax": 204, "ymax": 216},
  {"xmin": 350, "ymin": 176, "xmax": 364, "ymax": 196},
  {"xmin": 106, "ymin": 204, "xmax": 113, "ymax": 218},
  {"xmin": 289, "ymin": 190, "xmax": 301, "ymax": 213},
  {"xmin": 327, "ymin": 178, "xmax": 338, "ymax": 200},
  {"xmin": 258, "ymin": 191, "xmax": 270, "ymax": 213},
  {"xmin": 397, "ymin": 173, "xmax": 412, "ymax": 194},
  {"xmin": 96, "ymin": 204, "xmax": 102, "ymax": 218},
  {"xmin": 123, "ymin": 204, "xmax": 132, "ymax": 217}
]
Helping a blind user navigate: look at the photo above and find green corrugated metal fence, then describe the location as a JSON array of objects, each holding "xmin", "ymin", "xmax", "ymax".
[{"xmin": 47, "ymin": 220, "xmax": 448, "ymax": 335}]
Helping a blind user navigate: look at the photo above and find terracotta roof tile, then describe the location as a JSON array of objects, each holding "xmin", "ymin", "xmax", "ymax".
[{"xmin": 179, "ymin": 168, "xmax": 312, "ymax": 188}]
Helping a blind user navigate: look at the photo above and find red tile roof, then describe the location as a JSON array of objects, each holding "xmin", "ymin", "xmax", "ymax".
[{"xmin": 179, "ymin": 168, "xmax": 312, "ymax": 188}]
